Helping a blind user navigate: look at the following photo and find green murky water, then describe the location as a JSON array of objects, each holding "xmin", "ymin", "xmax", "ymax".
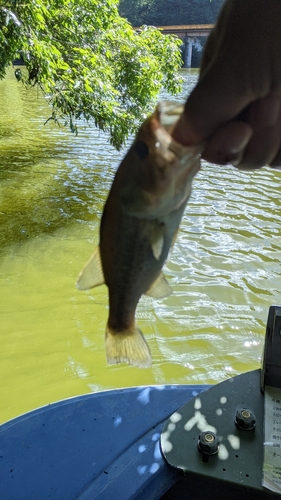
[{"xmin": 1, "ymin": 68, "xmax": 281, "ymax": 424}]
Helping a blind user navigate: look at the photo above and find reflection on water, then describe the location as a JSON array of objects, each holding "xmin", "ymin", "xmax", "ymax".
[{"xmin": 1, "ymin": 68, "xmax": 281, "ymax": 423}]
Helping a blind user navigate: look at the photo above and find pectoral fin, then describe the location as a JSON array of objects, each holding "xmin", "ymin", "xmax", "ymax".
[
  {"xmin": 150, "ymin": 222, "xmax": 165, "ymax": 260},
  {"xmin": 151, "ymin": 234, "xmax": 164, "ymax": 261},
  {"xmin": 76, "ymin": 246, "xmax": 104, "ymax": 290},
  {"xmin": 145, "ymin": 271, "xmax": 172, "ymax": 299}
]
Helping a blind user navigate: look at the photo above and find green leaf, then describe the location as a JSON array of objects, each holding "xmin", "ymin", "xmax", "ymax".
[{"xmin": 0, "ymin": 0, "xmax": 183, "ymax": 149}]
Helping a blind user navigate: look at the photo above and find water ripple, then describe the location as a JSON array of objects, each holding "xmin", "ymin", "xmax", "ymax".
[{"xmin": 1, "ymin": 68, "xmax": 281, "ymax": 422}]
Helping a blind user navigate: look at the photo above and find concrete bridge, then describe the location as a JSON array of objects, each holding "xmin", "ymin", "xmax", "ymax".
[
  {"xmin": 158, "ymin": 24, "xmax": 214, "ymax": 67},
  {"xmin": 157, "ymin": 24, "xmax": 213, "ymax": 37},
  {"xmin": 135, "ymin": 24, "xmax": 214, "ymax": 67}
]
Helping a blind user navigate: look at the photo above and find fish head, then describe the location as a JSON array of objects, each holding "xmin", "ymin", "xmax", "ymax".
[{"xmin": 120, "ymin": 101, "xmax": 202, "ymax": 219}]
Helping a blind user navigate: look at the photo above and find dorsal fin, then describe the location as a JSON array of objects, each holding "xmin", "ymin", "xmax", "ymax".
[{"xmin": 76, "ymin": 247, "xmax": 104, "ymax": 290}]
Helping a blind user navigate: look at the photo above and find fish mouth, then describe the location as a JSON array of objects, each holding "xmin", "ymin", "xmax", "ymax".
[
  {"xmin": 158, "ymin": 100, "xmax": 184, "ymax": 130},
  {"xmin": 156, "ymin": 100, "xmax": 202, "ymax": 177},
  {"xmin": 188, "ymin": 153, "xmax": 201, "ymax": 177}
]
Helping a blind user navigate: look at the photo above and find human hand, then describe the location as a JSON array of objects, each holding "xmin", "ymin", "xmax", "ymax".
[{"xmin": 172, "ymin": 0, "xmax": 281, "ymax": 169}]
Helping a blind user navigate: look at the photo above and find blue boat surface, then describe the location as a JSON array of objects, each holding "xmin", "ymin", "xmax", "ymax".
[
  {"xmin": 2, "ymin": 307, "xmax": 280, "ymax": 499},
  {"xmin": 0, "ymin": 384, "xmax": 209, "ymax": 500}
]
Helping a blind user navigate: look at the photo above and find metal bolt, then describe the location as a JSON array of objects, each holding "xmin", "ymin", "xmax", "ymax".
[
  {"xmin": 235, "ymin": 408, "xmax": 256, "ymax": 431},
  {"xmin": 204, "ymin": 433, "xmax": 215, "ymax": 443},
  {"xmin": 198, "ymin": 431, "xmax": 220, "ymax": 455}
]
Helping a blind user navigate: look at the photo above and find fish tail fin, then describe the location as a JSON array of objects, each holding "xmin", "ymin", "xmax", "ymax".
[{"xmin": 105, "ymin": 324, "xmax": 152, "ymax": 368}]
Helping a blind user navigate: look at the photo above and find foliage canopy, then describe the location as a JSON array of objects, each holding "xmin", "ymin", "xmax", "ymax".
[{"xmin": 0, "ymin": 0, "xmax": 183, "ymax": 149}]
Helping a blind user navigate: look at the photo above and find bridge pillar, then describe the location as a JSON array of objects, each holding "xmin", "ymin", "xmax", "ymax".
[{"xmin": 183, "ymin": 36, "xmax": 193, "ymax": 68}]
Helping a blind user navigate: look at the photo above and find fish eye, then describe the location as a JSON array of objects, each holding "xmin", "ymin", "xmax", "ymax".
[{"xmin": 134, "ymin": 140, "xmax": 149, "ymax": 160}]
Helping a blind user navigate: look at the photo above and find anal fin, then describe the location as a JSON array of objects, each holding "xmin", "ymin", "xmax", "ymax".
[{"xmin": 145, "ymin": 271, "xmax": 172, "ymax": 299}]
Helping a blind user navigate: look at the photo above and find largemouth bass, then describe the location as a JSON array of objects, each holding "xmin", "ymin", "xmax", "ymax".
[{"xmin": 76, "ymin": 101, "xmax": 201, "ymax": 368}]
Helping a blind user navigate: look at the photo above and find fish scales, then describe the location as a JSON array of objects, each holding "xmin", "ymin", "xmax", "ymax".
[{"xmin": 102, "ymin": 210, "xmax": 181, "ymax": 331}]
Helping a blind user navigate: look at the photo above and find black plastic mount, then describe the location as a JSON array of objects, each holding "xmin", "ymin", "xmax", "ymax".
[
  {"xmin": 261, "ymin": 305, "xmax": 281, "ymax": 390},
  {"xmin": 161, "ymin": 305, "xmax": 281, "ymax": 499}
]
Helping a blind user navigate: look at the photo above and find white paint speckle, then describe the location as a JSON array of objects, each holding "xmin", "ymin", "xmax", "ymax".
[
  {"xmin": 170, "ymin": 412, "xmax": 182, "ymax": 424},
  {"xmin": 154, "ymin": 442, "xmax": 162, "ymax": 460},
  {"xmin": 220, "ymin": 396, "xmax": 227, "ymax": 404},
  {"xmin": 138, "ymin": 444, "xmax": 146, "ymax": 453},
  {"xmin": 227, "ymin": 434, "xmax": 240, "ymax": 450},
  {"xmin": 216, "ymin": 408, "xmax": 223, "ymax": 416},
  {"xmin": 161, "ymin": 431, "xmax": 173, "ymax": 453},
  {"xmin": 218, "ymin": 443, "xmax": 229, "ymax": 460},
  {"xmin": 184, "ymin": 415, "xmax": 198, "ymax": 431},
  {"xmin": 137, "ymin": 388, "xmax": 151, "ymax": 405},
  {"xmin": 149, "ymin": 462, "xmax": 160, "ymax": 474},
  {"xmin": 152, "ymin": 432, "xmax": 160, "ymax": 442},
  {"xmin": 137, "ymin": 465, "xmax": 148, "ymax": 475},
  {"xmin": 161, "ymin": 440, "xmax": 173, "ymax": 453},
  {"xmin": 184, "ymin": 411, "xmax": 217, "ymax": 434},
  {"xmin": 194, "ymin": 397, "xmax": 202, "ymax": 410},
  {"xmin": 168, "ymin": 423, "xmax": 176, "ymax": 432},
  {"xmin": 113, "ymin": 415, "xmax": 122, "ymax": 427},
  {"xmin": 196, "ymin": 411, "xmax": 217, "ymax": 433}
]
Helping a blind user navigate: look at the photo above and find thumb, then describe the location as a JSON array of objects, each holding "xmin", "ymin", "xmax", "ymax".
[{"xmin": 172, "ymin": 61, "xmax": 253, "ymax": 146}]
